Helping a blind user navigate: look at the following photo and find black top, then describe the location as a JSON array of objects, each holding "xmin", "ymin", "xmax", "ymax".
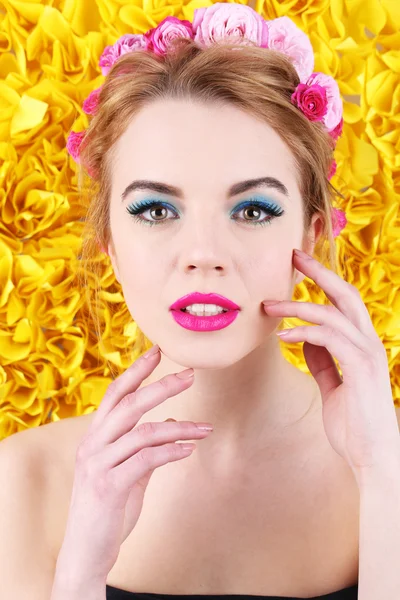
[{"xmin": 105, "ymin": 585, "xmax": 358, "ymax": 599}]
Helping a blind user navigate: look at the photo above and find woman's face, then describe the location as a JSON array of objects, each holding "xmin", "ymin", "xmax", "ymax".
[{"xmin": 108, "ymin": 99, "xmax": 321, "ymax": 369}]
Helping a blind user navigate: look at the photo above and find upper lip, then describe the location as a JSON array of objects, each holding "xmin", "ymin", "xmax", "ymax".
[{"xmin": 170, "ymin": 292, "xmax": 241, "ymax": 311}]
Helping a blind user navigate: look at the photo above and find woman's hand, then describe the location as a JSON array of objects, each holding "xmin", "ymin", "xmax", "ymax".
[
  {"xmin": 263, "ymin": 248, "xmax": 400, "ymax": 488},
  {"xmin": 53, "ymin": 348, "xmax": 213, "ymax": 588}
]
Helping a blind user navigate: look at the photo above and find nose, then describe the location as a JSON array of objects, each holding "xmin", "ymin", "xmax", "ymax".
[
  {"xmin": 186, "ymin": 263, "xmax": 224, "ymax": 273},
  {"xmin": 179, "ymin": 224, "xmax": 229, "ymax": 274},
  {"xmin": 181, "ymin": 249, "xmax": 227, "ymax": 276},
  {"xmin": 175, "ymin": 209, "xmax": 235, "ymax": 275}
]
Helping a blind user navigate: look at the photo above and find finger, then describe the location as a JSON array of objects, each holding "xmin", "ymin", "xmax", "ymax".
[
  {"xmin": 293, "ymin": 253, "xmax": 378, "ymax": 338},
  {"xmin": 277, "ymin": 324, "xmax": 378, "ymax": 386},
  {"xmin": 88, "ymin": 348, "xmax": 162, "ymax": 433},
  {"xmin": 267, "ymin": 301, "xmax": 369, "ymax": 353},
  {"xmin": 101, "ymin": 420, "xmax": 212, "ymax": 469},
  {"xmin": 88, "ymin": 371, "xmax": 195, "ymax": 449},
  {"xmin": 110, "ymin": 439, "xmax": 197, "ymax": 497},
  {"xmin": 302, "ymin": 341, "xmax": 343, "ymax": 400}
]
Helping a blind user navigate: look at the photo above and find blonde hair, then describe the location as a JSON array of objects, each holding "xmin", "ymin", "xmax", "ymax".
[{"xmin": 76, "ymin": 37, "xmax": 345, "ymax": 378}]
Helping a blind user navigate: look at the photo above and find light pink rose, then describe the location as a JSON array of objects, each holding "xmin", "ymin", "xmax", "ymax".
[
  {"xmin": 144, "ymin": 16, "xmax": 194, "ymax": 56},
  {"xmin": 332, "ymin": 207, "xmax": 347, "ymax": 238},
  {"xmin": 99, "ymin": 34, "xmax": 147, "ymax": 76},
  {"xmin": 306, "ymin": 72, "xmax": 343, "ymax": 132},
  {"xmin": 267, "ymin": 16, "xmax": 314, "ymax": 83},
  {"xmin": 193, "ymin": 3, "xmax": 268, "ymax": 48},
  {"xmin": 291, "ymin": 82, "xmax": 328, "ymax": 122},
  {"xmin": 82, "ymin": 86, "xmax": 103, "ymax": 115}
]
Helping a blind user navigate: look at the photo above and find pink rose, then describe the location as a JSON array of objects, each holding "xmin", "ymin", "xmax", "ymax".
[
  {"xmin": 82, "ymin": 86, "xmax": 103, "ymax": 115},
  {"xmin": 66, "ymin": 130, "xmax": 97, "ymax": 177},
  {"xmin": 291, "ymin": 82, "xmax": 328, "ymax": 122},
  {"xmin": 99, "ymin": 34, "xmax": 147, "ymax": 76},
  {"xmin": 332, "ymin": 207, "xmax": 347, "ymax": 238},
  {"xmin": 193, "ymin": 3, "xmax": 268, "ymax": 48},
  {"xmin": 87, "ymin": 163, "xmax": 97, "ymax": 178},
  {"xmin": 328, "ymin": 158, "xmax": 337, "ymax": 180},
  {"xmin": 305, "ymin": 72, "xmax": 343, "ymax": 132},
  {"xmin": 66, "ymin": 130, "xmax": 86, "ymax": 163},
  {"xmin": 329, "ymin": 116, "xmax": 344, "ymax": 143},
  {"xmin": 144, "ymin": 16, "xmax": 194, "ymax": 56},
  {"xmin": 267, "ymin": 16, "xmax": 314, "ymax": 83}
]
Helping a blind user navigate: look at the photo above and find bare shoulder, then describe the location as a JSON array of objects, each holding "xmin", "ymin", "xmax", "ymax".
[
  {"xmin": 23, "ymin": 413, "xmax": 97, "ymax": 553},
  {"xmin": 0, "ymin": 412, "xmax": 96, "ymax": 493},
  {"xmin": 1, "ymin": 411, "xmax": 95, "ymax": 462},
  {"xmin": 31, "ymin": 412, "xmax": 97, "ymax": 469},
  {"xmin": 0, "ymin": 421, "xmax": 72, "ymax": 599},
  {"xmin": 0, "ymin": 412, "xmax": 96, "ymax": 596}
]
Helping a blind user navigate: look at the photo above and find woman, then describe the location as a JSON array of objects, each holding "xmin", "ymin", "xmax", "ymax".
[{"xmin": 2, "ymin": 4, "xmax": 400, "ymax": 600}]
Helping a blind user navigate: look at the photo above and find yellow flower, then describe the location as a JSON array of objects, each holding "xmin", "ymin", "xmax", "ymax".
[{"xmin": 1, "ymin": 0, "xmax": 399, "ymax": 437}]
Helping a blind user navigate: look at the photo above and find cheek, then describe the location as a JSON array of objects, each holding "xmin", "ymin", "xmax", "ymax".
[
  {"xmin": 244, "ymin": 254, "xmax": 293, "ymax": 299},
  {"xmin": 121, "ymin": 256, "xmax": 161, "ymax": 287},
  {"xmin": 117, "ymin": 250, "xmax": 168, "ymax": 305}
]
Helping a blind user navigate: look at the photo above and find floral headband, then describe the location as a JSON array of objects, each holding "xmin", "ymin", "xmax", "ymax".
[{"xmin": 66, "ymin": 3, "xmax": 347, "ymax": 248}]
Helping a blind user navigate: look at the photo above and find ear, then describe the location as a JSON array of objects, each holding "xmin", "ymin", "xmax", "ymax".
[{"xmin": 295, "ymin": 212, "xmax": 325, "ymax": 286}]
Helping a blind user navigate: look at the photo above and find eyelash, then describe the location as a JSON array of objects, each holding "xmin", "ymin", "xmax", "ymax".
[{"xmin": 126, "ymin": 197, "xmax": 284, "ymax": 228}]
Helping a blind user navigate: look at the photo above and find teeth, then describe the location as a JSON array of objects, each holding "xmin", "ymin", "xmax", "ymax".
[{"xmin": 183, "ymin": 303, "xmax": 228, "ymax": 316}]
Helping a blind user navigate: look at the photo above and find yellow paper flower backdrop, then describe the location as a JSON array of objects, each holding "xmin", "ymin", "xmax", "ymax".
[{"xmin": 1, "ymin": 0, "xmax": 399, "ymax": 438}]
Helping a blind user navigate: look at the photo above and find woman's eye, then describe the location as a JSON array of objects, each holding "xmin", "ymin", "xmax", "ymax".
[
  {"xmin": 232, "ymin": 198, "xmax": 284, "ymax": 226},
  {"xmin": 235, "ymin": 204, "xmax": 274, "ymax": 225},
  {"xmin": 126, "ymin": 198, "xmax": 284, "ymax": 227},
  {"xmin": 126, "ymin": 201, "xmax": 178, "ymax": 227}
]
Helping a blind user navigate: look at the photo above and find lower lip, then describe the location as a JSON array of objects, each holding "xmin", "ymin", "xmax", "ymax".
[{"xmin": 170, "ymin": 309, "xmax": 240, "ymax": 331}]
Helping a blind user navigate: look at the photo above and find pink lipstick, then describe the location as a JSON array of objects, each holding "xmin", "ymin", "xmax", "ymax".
[{"xmin": 169, "ymin": 292, "xmax": 240, "ymax": 332}]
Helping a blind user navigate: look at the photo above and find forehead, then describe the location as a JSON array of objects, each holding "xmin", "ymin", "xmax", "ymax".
[{"xmin": 111, "ymin": 99, "xmax": 299, "ymax": 198}]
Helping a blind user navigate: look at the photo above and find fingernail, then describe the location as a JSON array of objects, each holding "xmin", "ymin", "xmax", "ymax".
[
  {"xmin": 176, "ymin": 368, "xmax": 194, "ymax": 379},
  {"xmin": 263, "ymin": 301, "xmax": 279, "ymax": 306},
  {"xmin": 196, "ymin": 423, "xmax": 214, "ymax": 431},
  {"xmin": 143, "ymin": 344, "xmax": 160, "ymax": 359},
  {"xmin": 181, "ymin": 443, "xmax": 196, "ymax": 452}
]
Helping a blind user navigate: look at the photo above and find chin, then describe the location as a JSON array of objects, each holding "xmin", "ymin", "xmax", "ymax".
[{"xmin": 156, "ymin": 339, "xmax": 263, "ymax": 372}]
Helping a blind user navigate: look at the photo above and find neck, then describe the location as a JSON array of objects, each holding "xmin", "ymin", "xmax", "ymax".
[{"xmin": 137, "ymin": 339, "xmax": 321, "ymax": 469}]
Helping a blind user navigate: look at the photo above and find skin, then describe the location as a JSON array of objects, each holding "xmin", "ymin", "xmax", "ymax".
[{"xmin": 106, "ymin": 98, "xmax": 325, "ymax": 473}]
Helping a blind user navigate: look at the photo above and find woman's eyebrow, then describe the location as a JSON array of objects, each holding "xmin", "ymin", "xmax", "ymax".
[{"xmin": 120, "ymin": 176, "xmax": 289, "ymax": 202}]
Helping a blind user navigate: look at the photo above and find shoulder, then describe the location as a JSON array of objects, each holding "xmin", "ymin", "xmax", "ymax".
[
  {"xmin": 0, "ymin": 412, "xmax": 95, "ymax": 478},
  {"xmin": 0, "ymin": 413, "xmax": 95, "ymax": 561},
  {"xmin": 33, "ymin": 412, "xmax": 96, "ymax": 470},
  {"xmin": 0, "ymin": 412, "xmax": 94, "ymax": 514},
  {"xmin": 0, "ymin": 424, "xmax": 59, "ymax": 598},
  {"xmin": 0, "ymin": 423, "xmax": 51, "ymax": 492},
  {"xmin": 0, "ymin": 415, "xmax": 89, "ymax": 598}
]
